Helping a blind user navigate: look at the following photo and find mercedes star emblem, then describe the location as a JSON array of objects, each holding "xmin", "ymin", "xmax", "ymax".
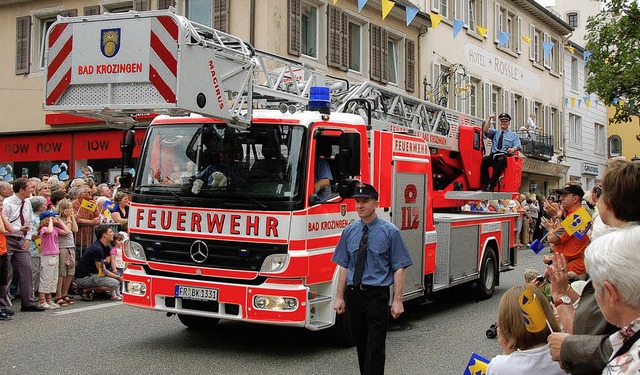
[{"xmin": 189, "ymin": 240, "xmax": 209, "ymax": 263}]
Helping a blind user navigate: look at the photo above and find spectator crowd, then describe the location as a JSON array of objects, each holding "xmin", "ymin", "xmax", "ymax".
[{"xmin": 1, "ymin": 173, "xmax": 129, "ymax": 320}]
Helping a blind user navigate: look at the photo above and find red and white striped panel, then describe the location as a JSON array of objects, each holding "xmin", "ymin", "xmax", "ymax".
[
  {"xmin": 149, "ymin": 16, "xmax": 179, "ymax": 103},
  {"xmin": 46, "ymin": 23, "xmax": 73, "ymax": 106}
]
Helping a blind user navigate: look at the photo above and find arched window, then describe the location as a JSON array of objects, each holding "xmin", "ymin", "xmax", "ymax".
[{"xmin": 608, "ymin": 135, "xmax": 622, "ymax": 157}]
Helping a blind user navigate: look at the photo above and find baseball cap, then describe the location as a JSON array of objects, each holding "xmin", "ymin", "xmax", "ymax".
[
  {"xmin": 39, "ymin": 210, "xmax": 59, "ymax": 220},
  {"xmin": 498, "ymin": 113, "xmax": 511, "ymax": 121},
  {"xmin": 352, "ymin": 183, "xmax": 379, "ymax": 200},
  {"xmin": 555, "ymin": 183, "xmax": 585, "ymax": 198}
]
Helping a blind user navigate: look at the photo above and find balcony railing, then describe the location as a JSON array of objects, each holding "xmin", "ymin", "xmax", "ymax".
[{"xmin": 516, "ymin": 129, "xmax": 554, "ymax": 161}]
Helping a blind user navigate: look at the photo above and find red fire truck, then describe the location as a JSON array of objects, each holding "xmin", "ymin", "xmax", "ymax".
[{"xmin": 44, "ymin": 9, "xmax": 521, "ymax": 343}]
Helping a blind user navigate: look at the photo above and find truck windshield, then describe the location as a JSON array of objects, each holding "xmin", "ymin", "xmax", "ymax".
[{"xmin": 137, "ymin": 123, "xmax": 306, "ymax": 200}]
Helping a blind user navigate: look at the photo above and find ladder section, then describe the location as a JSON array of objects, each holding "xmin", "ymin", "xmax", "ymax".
[
  {"xmin": 331, "ymin": 81, "xmax": 484, "ymax": 152},
  {"xmin": 43, "ymin": 9, "xmax": 326, "ymax": 129}
]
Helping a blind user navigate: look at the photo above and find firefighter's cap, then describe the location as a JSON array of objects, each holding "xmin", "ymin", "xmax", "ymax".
[{"xmin": 353, "ymin": 183, "xmax": 378, "ymax": 200}]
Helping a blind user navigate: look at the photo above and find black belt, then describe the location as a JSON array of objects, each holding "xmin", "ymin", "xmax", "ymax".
[{"xmin": 348, "ymin": 285, "xmax": 388, "ymax": 291}]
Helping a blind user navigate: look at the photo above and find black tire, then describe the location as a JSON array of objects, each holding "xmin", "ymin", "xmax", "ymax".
[
  {"xmin": 177, "ymin": 314, "xmax": 220, "ymax": 329},
  {"xmin": 331, "ymin": 312, "xmax": 356, "ymax": 347},
  {"xmin": 475, "ymin": 248, "xmax": 497, "ymax": 300}
]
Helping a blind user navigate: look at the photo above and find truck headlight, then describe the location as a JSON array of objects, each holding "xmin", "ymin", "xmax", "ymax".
[
  {"xmin": 124, "ymin": 281, "xmax": 146, "ymax": 296},
  {"xmin": 124, "ymin": 240, "xmax": 146, "ymax": 262},
  {"xmin": 259, "ymin": 254, "xmax": 288, "ymax": 273},
  {"xmin": 253, "ymin": 295, "xmax": 298, "ymax": 311}
]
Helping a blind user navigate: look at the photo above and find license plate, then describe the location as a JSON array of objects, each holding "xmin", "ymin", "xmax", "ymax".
[{"xmin": 175, "ymin": 286, "xmax": 218, "ymax": 301}]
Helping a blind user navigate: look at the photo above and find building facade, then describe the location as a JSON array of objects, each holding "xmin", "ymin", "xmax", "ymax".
[
  {"xmin": 416, "ymin": 0, "xmax": 572, "ymax": 196},
  {"xmin": 0, "ymin": 0, "xmax": 429, "ymax": 183}
]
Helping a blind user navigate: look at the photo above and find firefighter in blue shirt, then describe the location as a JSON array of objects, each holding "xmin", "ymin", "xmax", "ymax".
[{"xmin": 332, "ymin": 183, "xmax": 413, "ymax": 375}]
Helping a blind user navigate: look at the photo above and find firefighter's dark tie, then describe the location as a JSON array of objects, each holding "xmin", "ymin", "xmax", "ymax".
[
  {"xmin": 353, "ymin": 225, "xmax": 369, "ymax": 286},
  {"xmin": 497, "ymin": 131, "xmax": 504, "ymax": 151}
]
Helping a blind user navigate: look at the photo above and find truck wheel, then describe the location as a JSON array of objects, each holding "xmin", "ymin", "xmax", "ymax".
[
  {"xmin": 331, "ymin": 312, "xmax": 356, "ymax": 347},
  {"xmin": 475, "ymin": 249, "xmax": 497, "ymax": 300},
  {"xmin": 177, "ymin": 314, "xmax": 220, "ymax": 329}
]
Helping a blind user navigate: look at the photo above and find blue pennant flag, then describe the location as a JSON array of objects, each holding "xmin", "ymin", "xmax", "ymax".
[
  {"xmin": 543, "ymin": 41, "xmax": 554, "ymax": 60},
  {"xmin": 498, "ymin": 31, "xmax": 510, "ymax": 48},
  {"xmin": 565, "ymin": 97, "xmax": 569, "ymax": 106},
  {"xmin": 358, "ymin": 0, "xmax": 368, "ymax": 13},
  {"xmin": 583, "ymin": 50, "xmax": 592, "ymax": 65},
  {"xmin": 577, "ymin": 98, "xmax": 582, "ymax": 107},
  {"xmin": 453, "ymin": 19, "xmax": 465, "ymax": 38},
  {"xmin": 406, "ymin": 5, "xmax": 419, "ymax": 25}
]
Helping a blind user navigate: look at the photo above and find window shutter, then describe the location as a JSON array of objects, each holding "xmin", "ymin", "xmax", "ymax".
[
  {"xmin": 84, "ymin": 5, "xmax": 100, "ymax": 15},
  {"xmin": 504, "ymin": 89, "xmax": 510, "ymax": 115},
  {"xmin": 405, "ymin": 39, "xmax": 416, "ymax": 92},
  {"xmin": 380, "ymin": 28, "xmax": 388, "ymax": 84},
  {"xmin": 494, "ymin": 3, "xmax": 500, "ymax": 44},
  {"xmin": 558, "ymin": 109, "xmax": 563, "ymax": 151},
  {"xmin": 340, "ymin": 11, "xmax": 348, "ymax": 71},
  {"xmin": 158, "ymin": 0, "xmax": 175, "ymax": 10},
  {"xmin": 59, "ymin": 9, "xmax": 78, "ymax": 17},
  {"xmin": 370, "ymin": 24, "xmax": 381, "ymax": 82},
  {"xmin": 483, "ymin": 82, "xmax": 491, "ymax": 119},
  {"xmin": 134, "ymin": 0, "xmax": 150, "ymax": 11},
  {"xmin": 516, "ymin": 16, "xmax": 522, "ymax": 54},
  {"xmin": 213, "ymin": 0, "xmax": 229, "ymax": 33},
  {"xmin": 288, "ymin": 0, "xmax": 301, "ymax": 57},
  {"xmin": 529, "ymin": 24, "xmax": 535, "ymax": 62},
  {"xmin": 15, "ymin": 16, "xmax": 31, "ymax": 75},
  {"xmin": 328, "ymin": 5, "xmax": 347, "ymax": 71},
  {"xmin": 543, "ymin": 32, "xmax": 551, "ymax": 69}
]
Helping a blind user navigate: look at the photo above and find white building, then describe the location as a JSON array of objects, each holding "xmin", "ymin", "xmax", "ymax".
[
  {"xmin": 550, "ymin": 0, "xmax": 608, "ymax": 191},
  {"xmin": 417, "ymin": 0, "xmax": 573, "ymax": 195}
]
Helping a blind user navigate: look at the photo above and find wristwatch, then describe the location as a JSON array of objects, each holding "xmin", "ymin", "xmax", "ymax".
[{"xmin": 556, "ymin": 295, "xmax": 572, "ymax": 306}]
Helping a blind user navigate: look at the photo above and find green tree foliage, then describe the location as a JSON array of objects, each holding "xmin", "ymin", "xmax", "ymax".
[{"xmin": 585, "ymin": 0, "xmax": 640, "ymax": 124}]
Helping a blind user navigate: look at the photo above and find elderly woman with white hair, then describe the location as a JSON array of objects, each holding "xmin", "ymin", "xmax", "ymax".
[{"xmin": 584, "ymin": 226, "xmax": 640, "ymax": 374}]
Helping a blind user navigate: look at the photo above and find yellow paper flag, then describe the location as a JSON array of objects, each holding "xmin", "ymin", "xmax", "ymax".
[
  {"xmin": 35, "ymin": 237, "xmax": 42, "ymax": 253},
  {"xmin": 430, "ymin": 12, "xmax": 443, "ymax": 30},
  {"xmin": 570, "ymin": 97, "xmax": 576, "ymax": 108},
  {"xmin": 585, "ymin": 99, "xmax": 591, "ymax": 109},
  {"xmin": 476, "ymin": 25, "xmax": 488, "ymax": 41},
  {"xmin": 381, "ymin": 0, "xmax": 395, "ymax": 20},
  {"xmin": 103, "ymin": 209, "xmax": 112, "ymax": 220},
  {"xmin": 519, "ymin": 285, "xmax": 548, "ymax": 333},
  {"xmin": 521, "ymin": 36, "xmax": 531, "ymax": 45},
  {"xmin": 81, "ymin": 199, "xmax": 97, "ymax": 212},
  {"xmin": 561, "ymin": 206, "xmax": 592, "ymax": 235}
]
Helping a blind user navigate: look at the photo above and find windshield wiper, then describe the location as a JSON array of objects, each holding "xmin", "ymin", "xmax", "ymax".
[
  {"xmin": 230, "ymin": 189, "xmax": 268, "ymax": 209},
  {"xmin": 154, "ymin": 184, "xmax": 192, "ymax": 206}
]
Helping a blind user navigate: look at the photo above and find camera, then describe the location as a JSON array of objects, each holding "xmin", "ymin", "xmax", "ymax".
[
  {"xmin": 486, "ymin": 322, "xmax": 498, "ymax": 339},
  {"xmin": 535, "ymin": 275, "xmax": 545, "ymax": 282}
]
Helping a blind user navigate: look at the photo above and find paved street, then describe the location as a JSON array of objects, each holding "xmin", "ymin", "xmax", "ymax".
[{"xmin": 2, "ymin": 247, "xmax": 548, "ymax": 375}]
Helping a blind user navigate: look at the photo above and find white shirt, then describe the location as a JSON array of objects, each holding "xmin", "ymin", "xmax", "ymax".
[
  {"xmin": 487, "ymin": 344, "xmax": 565, "ymax": 375},
  {"xmin": 2, "ymin": 194, "xmax": 35, "ymax": 239}
]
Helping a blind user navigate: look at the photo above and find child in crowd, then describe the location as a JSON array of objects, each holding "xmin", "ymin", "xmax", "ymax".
[
  {"xmin": 55, "ymin": 199, "xmax": 77, "ymax": 307},
  {"xmin": 38, "ymin": 210, "xmax": 71, "ymax": 309},
  {"xmin": 107, "ymin": 232, "xmax": 125, "ymax": 300},
  {"xmin": 487, "ymin": 285, "xmax": 564, "ymax": 375}
]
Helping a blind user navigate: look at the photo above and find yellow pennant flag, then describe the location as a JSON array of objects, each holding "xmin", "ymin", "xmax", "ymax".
[
  {"xmin": 81, "ymin": 199, "xmax": 97, "ymax": 212},
  {"xmin": 381, "ymin": 0, "xmax": 395, "ymax": 19},
  {"xmin": 585, "ymin": 99, "xmax": 591, "ymax": 109},
  {"xmin": 620, "ymin": 99, "xmax": 626, "ymax": 107},
  {"xmin": 521, "ymin": 36, "xmax": 531, "ymax": 45},
  {"xmin": 570, "ymin": 97, "xmax": 576, "ymax": 108},
  {"xmin": 332, "ymin": 0, "xmax": 338, "ymax": 4},
  {"xmin": 564, "ymin": 45, "xmax": 575, "ymax": 54},
  {"xmin": 476, "ymin": 25, "xmax": 488, "ymax": 41},
  {"xmin": 561, "ymin": 206, "xmax": 592, "ymax": 235},
  {"xmin": 430, "ymin": 12, "xmax": 443, "ymax": 30},
  {"xmin": 519, "ymin": 285, "xmax": 548, "ymax": 333}
]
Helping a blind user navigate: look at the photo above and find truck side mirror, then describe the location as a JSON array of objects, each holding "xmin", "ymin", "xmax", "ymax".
[
  {"xmin": 337, "ymin": 132, "xmax": 360, "ymax": 177},
  {"xmin": 120, "ymin": 130, "xmax": 136, "ymax": 167}
]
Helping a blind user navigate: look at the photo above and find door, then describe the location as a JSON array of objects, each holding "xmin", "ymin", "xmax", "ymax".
[{"xmin": 391, "ymin": 170, "xmax": 426, "ymax": 298}]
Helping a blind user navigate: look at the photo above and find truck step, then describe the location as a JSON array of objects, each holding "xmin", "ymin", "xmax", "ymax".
[
  {"xmin": 308, "ymin": 320, "xmax": 332, "ymax": 329},
  {"xmin": 309, "ymin": 294, "xmax": 332, "ymax": 305}
]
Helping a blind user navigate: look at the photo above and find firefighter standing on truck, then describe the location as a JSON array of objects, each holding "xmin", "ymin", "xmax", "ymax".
[{"xmin": 332, "ymin": 183, "xmax": 413, "ymax": 375}]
